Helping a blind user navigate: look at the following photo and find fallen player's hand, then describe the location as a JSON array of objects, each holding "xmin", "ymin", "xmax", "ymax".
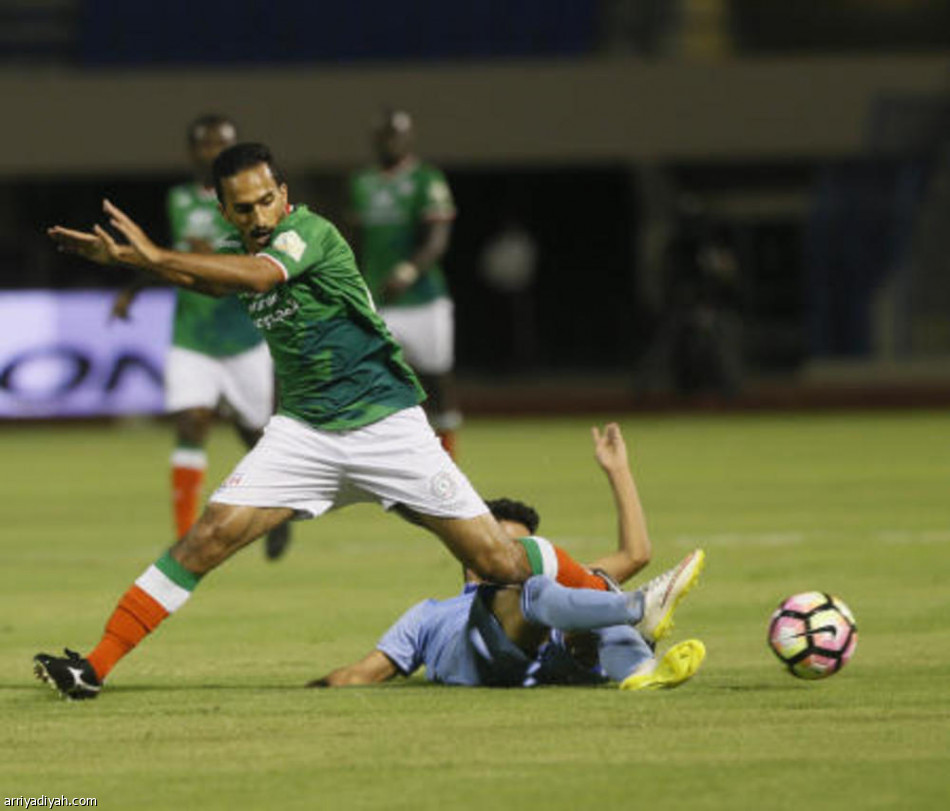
[{"xmin": 592, "ymin": 422, "xmax": 629, "ymax": 474}]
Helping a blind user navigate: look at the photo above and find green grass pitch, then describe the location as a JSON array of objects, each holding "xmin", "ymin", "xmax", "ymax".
[{"xmin": 2, "ymin": 412, "xmax": 948, "ymax": 809}]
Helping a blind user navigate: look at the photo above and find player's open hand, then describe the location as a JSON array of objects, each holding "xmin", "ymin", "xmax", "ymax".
[
  {"xmin": 592, "ymin": 422, "xmax": 629, "ymax": 473},
  {"xmin": 48, "ymin": 223, "xmax": 118, "ymax": 265},
  {"xmin": 102, "ymin": 199, "xmax": 164, "ymax": 266}
]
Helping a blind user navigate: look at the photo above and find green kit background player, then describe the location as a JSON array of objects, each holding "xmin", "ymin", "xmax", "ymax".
[
  {"xmin": 38, "ymin": 142, "xmax": 611, "ymax": 700},
  {"xmin": 350, "ymin": 109, "xmax": 462, "ymax": 456},
  {"xmin": 111, "ymin": 115, "xmax": 290, "ymax": 560}
]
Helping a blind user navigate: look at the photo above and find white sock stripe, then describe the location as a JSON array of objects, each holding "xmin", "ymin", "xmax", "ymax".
[
  {"xmin": 171, "ymin": 448, "xmax": 208, "ymax": 470},
  {"xmin": 135, "ymin": 565, "xmax": 193, "ymax": 613},
  {"xmin": 532, "ymin": 535, "xmax": 559, "ymax": 579}
]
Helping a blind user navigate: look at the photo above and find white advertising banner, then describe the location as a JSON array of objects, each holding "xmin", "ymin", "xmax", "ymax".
[{"xmin": 0, "ymin": 289, "xmax": 174, "ymax": 418}]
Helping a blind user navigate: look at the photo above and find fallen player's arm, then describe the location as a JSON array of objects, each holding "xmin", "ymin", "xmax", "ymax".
[
  {"xmin": 306, "ymin": 650, "xmax": 399, "ymax": 688},
  {"xmin": 48, "ymin": 200, "xmax": 283, "ymax": 296},
  {"xmin": 587, "ymin": 423, "xmax": 652, "ymax": 585}
]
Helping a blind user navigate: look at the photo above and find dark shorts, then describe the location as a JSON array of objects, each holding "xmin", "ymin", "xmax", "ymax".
[{"xmin": 466, "ymin": 585, "xmax": 533, "ymax": 687}]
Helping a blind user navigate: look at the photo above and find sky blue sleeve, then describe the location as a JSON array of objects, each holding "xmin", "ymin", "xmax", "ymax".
[{"xmin": 376, "ymin": 600, "xmax": 430, "ymax": 676}]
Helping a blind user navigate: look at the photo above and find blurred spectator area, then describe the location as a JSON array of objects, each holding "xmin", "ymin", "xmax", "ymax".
[
  {"xmin": 5, "ymin": 1, "xmax": 950, "ymax": 65},
  {"xmin": 3, "ymin": 0, "xmax": 950, "ymax": 388},
  {"xmin": 81, "ymin": 1, "xmax": 597, "ymax": 65},
  {"xmin": 0, "ymin": 0, "xmax": 77, "ymax": 63}
]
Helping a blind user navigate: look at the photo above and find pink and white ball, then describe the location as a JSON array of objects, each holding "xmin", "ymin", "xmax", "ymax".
[{"xmin": 768, "ymin": 592, "xmax": 858, "ymax": 679}]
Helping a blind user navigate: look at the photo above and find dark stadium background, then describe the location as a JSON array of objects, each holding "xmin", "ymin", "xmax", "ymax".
[{"xmin": 3, "ymin": 0, "xmax": 950, "ymax": 403}]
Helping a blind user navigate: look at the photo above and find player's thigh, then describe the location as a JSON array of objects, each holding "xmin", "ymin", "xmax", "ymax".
[
  {"xmin": 165, "ymin": 347, "xmax": 224, "ymax": 412},
  {"xmin": 489, "ymin": 587, "xmax": 547, "ymax": 651},
  {"xmin": 380, "ymin": 298, "xmax": 454, "ymax": 374},
  {"xmin": 209, "ymin": 414, "xmax": 354, "ymax": 519},
  {"xmin": 344, "ymin": 406, "xmax": 483, "ymax": 518},
  {"xmin": 410, "ymin": 511, "xmax": 528, "ymax": 583},
  {"xmin": 219, "ymin": 342, "xmax": 275, "ymax": 430}
]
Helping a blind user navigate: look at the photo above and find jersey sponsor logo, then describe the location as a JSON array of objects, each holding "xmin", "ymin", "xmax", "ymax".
[
  {"xmin": 171, "ymin": 189, "xmax": 191, "ymax": 208},
  {"xmin": 247, "ymin": 291, "xmax": 280, "ymax": 313},
  {"xmin": 372, "ymin": 188, "xmax": 395, "ymax": 207},
  {"xmin": 272, "ymin": 230, "xmax": 307, "ymax": 262},
  {"xmin": 246, "ymin": 290, "xmax": 300, "ymax": 331},
  {"xmin": 184, "ymin": 208, "xmax": 218, "ymax": 240},
  {"xmin": 362, "ymin": 187, "xmax": 410, "ymax": 226}
]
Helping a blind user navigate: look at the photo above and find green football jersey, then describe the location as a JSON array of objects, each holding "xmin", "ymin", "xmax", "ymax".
[
  {"xmin": 167, "ymin": 182, "xmax": 263, "ymax": 357},
  {"xmin": 350, "ymin": 160, "xmax": 456, "ymax": 307},
  {"xmin": 224, "ymin": 206, "xmax": 425, "ymax": 431}
]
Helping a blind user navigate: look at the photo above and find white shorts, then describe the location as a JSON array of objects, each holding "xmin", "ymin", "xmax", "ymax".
[
  {"xmin": 379, "ymin": 297, "xmax": 454, "ymax": 375},
  {"xmin": 165, "ymin": 343, "xmax": 274, "ymax": 431},
  {"xmin": 209, "ymin": 406, "xmax": 487, "ymax": 519}
]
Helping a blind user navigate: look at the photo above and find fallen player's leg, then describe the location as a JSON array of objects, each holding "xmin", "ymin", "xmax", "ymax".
[{"xmin": 620, "ymin": 639, "xmax": 706, "ymax": 691}]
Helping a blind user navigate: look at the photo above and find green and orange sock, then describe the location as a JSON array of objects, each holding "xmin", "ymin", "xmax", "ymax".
[
  {"xmin": 171, "ymin": 446, "xmax": 207, "ymax": 539},
  {"xmin": 86, "ymin": 550, "xmax": 203, "ymax": 682},
  {"xmin": 517, "ymin": 536, "xmax": 608, "ymax": 591}
]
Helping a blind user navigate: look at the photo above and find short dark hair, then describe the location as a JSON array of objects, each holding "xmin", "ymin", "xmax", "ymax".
[
  {"xmin": 486, "ymin": 498, "xmax": 540, "ymax": 535},
  {"xmin": 187, "ymin": 114, "xmax": 237, "ymax": 145},
  {"xmin": 212, "ymin": 142, "xmax": 285, "ymax": 201}
]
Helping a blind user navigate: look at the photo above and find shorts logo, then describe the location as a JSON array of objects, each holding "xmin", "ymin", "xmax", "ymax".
[
  {"xmin": 430, "ymin": 470, "xmax": 457, "ymax": 501},
  {"xmin": 224, "ymin": 473, "xmax": 244, "ymax": 488}
]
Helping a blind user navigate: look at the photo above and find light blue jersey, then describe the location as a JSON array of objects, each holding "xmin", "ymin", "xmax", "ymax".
[
  {"xmin": 375, "ymin": 582, "xmax": 651, "ymax": 687},
  {"xmin": 377, "ymin": 592, "xmax": 482, "ymax": 686}
]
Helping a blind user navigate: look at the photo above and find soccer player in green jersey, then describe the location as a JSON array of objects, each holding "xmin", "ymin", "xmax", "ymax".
[
  {"xmin": 111, "ymin": 115, "xmax": 290, "ymax": 560},
  {"xmin": 37, "ymin": 142, "xmax": 612, "ymax": 700},
  {"xmin": 350, "ymin": 109, "xmax": 462, "ymax": 456}
]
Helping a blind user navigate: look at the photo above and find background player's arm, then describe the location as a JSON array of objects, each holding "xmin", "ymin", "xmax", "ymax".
[
  {"xmin": 49, "ymin": 200, "xmax": 283, "ymax": 296},
  {"xmin": 586, "ymin": 423, "xmax": 652, "ymax": 585},
  {"xmin": 307, "ymin": 650, "xmax": 399, "ymax": 687},
  {"xmin": 383, "ymin": 220, "xmax": 452, "ymax": 299},
  {"xmin": 383, "ymin": 170, "xmax": 455, "ymax": 299},
  {"xmin": 109, "ymin": 276, "xmax": 150, "ymax": 321},
  {"xmin": 411, "ymin": 220, "xmax": 452, "ymax": 272}
]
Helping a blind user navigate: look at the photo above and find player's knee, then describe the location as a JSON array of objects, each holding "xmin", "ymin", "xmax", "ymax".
[
  {"xmin": 174, "ymin": 512, "xmax": 238, "ymax": 573},
  {"xmin": 519, "ymin": 575, "xmax": 551, "ymax": 623},
  {"xmin": 469, "ymin": 541, "xmax": 530, "ymax": 585},
  {"xmin": 176, "ymin": 408, "xmax": 213, "ymax": 447}
]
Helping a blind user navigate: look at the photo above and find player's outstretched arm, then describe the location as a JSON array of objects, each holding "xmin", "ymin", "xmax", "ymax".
[
  {"xmin": 307, "ymin": 650, "xmax": 399, "ymax": 688},
  {"xmin": 587, "ymin": 423, "xmax": 652, "ymax": 585},
  {"xmin": 50, "ymin": 200, "xmax": 284, "ymax": 296}
]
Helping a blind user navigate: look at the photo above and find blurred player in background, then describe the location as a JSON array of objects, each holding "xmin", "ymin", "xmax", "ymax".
[
  {"xmin": 350, "ymin": 109, "xmax": 462, "ymax": 456},
  {"xmin": 111, "ymin": 115, "xmax": 291, "ymax": 561},
  {"xmin": 37, "ymin": 142, "xmax": 612, "ymax": 701},
  {"xmin": 312, "ymin": 424, "xmax": 706, "ymax": 690}
]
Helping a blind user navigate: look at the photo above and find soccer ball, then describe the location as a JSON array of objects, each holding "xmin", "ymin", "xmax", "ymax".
[{"xmin": 767, "ymin": 592, "xmax": 858, "ymax": 680}]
